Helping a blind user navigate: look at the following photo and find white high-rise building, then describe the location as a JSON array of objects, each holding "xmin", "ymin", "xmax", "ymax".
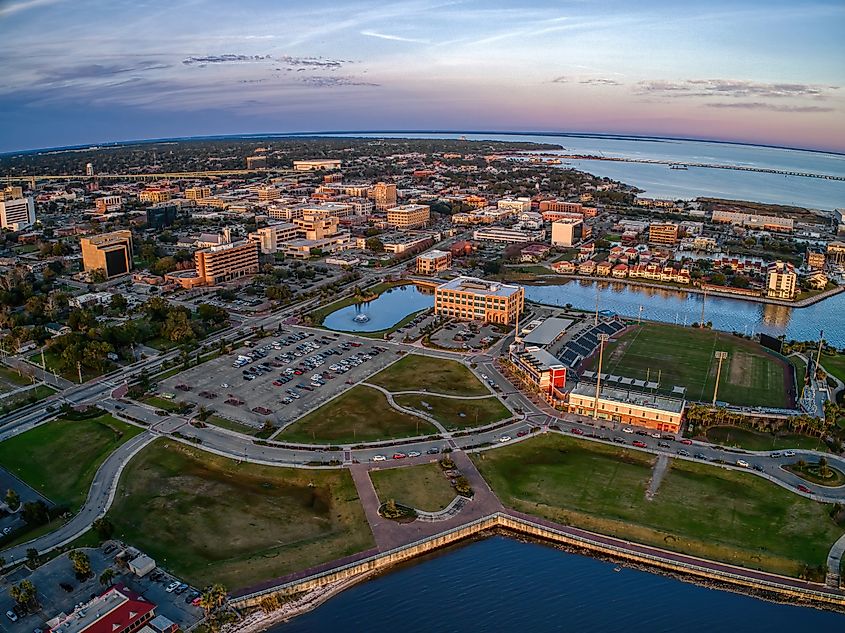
[
  {"xmin": 86, "ymin": 162, "xmax": 95, "ymax": 176},
  {"xmin": 0, "ymin": 187, "xmax": 35, "ymax": 231}
]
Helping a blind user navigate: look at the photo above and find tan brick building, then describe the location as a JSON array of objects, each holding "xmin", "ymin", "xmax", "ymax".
[
  {"xmin": 80, "ymin": 230, "xmax": 133, "ymax": 278},
  {"xmin": 194, "ymin": 240, "xmax": 259, "ymax": 285}
]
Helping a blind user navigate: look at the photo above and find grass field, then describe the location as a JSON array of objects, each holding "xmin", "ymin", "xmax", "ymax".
[
  {"xmin": 704, "ymin": 426, "xmax": 828, "ymax": 452},
  {"xmin": 393, "ymin": 394, "xmax": 511, "ymax": 430},
  {"xmin": 820, "ymin": 353, "xmax": 845, "ymax": 385},
  {"xmin": 585, "ymin": 323, "xmax": 790, "ymax": 408},
  {"xmin": 108, "ymin": 441, "xmax": 373, "ymax": 589},
  {"xmin": 0, "ymin": 365, "xmax": 33, "ymax": 392},
  {"xmin": 370, "ymin": 463, "xmax": 457, "ymax": 511},
  {"xmin": 0, "ymin": 384, "xmax": 56, "ymax": 415},
  {"xmin": 473, "ymin": 434, "xmax": 842, "ymax": 577},
  {"xmin": 0, "ymin": 414, "xmax": 144, "ymax": 509},
  {"xmin": 206, "ymin": 415, "xmax": 261, "ymax": 436},
  {"xmin": 279, "ymin": 385, "xmax": 436, "ymax": 444},
  {"xmin": 369, "ymin": 354, "xmax": 489, "ymax": 396}
]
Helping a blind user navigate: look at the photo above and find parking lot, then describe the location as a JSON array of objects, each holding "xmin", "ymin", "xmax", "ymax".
[
  {"xmin": 0, "ymin": 543, "xmax": 201, "ymax": 633},
  {"xmin": 0, "ymin": 468, "xmax": 53, "ymax": 541},
  {"xmin": 157, "ymin": 327, "xmax": 402, "ymax": 429},
  {"xmin": 428, "ymin": 320, "xmax": 503, "ymax": 352}
]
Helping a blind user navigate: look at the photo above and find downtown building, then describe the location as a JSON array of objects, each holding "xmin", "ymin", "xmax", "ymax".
[
  {"xmin": 416, "ymin": 249, "xmax": 452, "ymax": 274},
  {"xmin": 371, "ymin": 182, "xmax": 397, "ymax": 210},
  {"xmin": 434, "ymin": 276, "xmax": 524, "ymax": 324},
  {"xmin": 387, "ymin": 203, "xmax": 430, "ymax": 229},
  {"xmin": 194, "ymin": 239, "xmax": 259, "ymax": 285},
  {"xmin": 0, "ymin": 186, "xmax": 35, "ymax": 231},
  {"xmin": 80, "ymin": 230, "xmax": 133, "ymax": 279},
  {"xmin": 568, "ymin": 383, "xmax": 685, "ymax": 433}
]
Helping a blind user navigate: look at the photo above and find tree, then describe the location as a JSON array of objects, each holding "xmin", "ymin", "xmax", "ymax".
[
  {"xmin": 90, "ymin": 269, "xmax": 107, "ymax": 284},
  {"xmin": 5, "ymin": 488, "xmax": 20, "ymax": 511},
  {"xmin": 92, "ymin": 517, "xmax": 114, "ymax": 541},
  {"xmin": 199, "ymin": 584, "xmax": 228, "ymax": 616},
  {"xmin": 21, "ymin": 500, "xmax": 49, "ymax": 526},
  {"xmin": 69, "ymin": 550, "xmax": 92, "ymax": 577},
  {"xmin": 25, "ymin": 548, "xmax": 40, "ymax": 569},
  {"xmin": 819, "ymin": 457, "xmax": 831, "ymax": 479},
  {"xmin": 99, "ymin": 568, "xmax": 116, "ymax": 587},
  {"xmin": 365, "ymin": 237, "xmax": 384, "ymax": 252},
  {"xmin": 163, "ymin": 310, "xmax": 195, "ymax": 343},
  {"xmin": 9, "ymin": 579, "xmax": 38, "ymax": 612},
  {"xmin": 110, "ymin": 294, "xmax": 128, "ymax": 312}
]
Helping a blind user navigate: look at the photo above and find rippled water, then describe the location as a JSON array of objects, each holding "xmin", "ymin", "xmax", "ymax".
[
  {"xmin": 525, "ymin": 280, "xmax": 845, "ymax": 348},
  {"xmin": 271, "ymin": 537, "xmax": 844, "ymax": 633},
  {"xmin": 322, "ymin": 284, "xmax": 434, "ymax": 332}
]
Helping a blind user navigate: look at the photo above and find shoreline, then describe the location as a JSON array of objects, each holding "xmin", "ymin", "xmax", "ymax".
[
  {"xmin": 228, "ymin": 515, "xmax": 845, "ymax": 631},
  {"xmin": 523, "ymin": 273, "xmax": 844, "ymax": 309}
]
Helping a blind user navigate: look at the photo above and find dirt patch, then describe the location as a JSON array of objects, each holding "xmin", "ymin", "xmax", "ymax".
[{"xmin": 727, "ymin": 352, "xmax": 753, "ymax": 388}]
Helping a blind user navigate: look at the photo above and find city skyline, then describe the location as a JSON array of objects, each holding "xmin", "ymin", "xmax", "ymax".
[{"xmin": 1, "ymin": 0, "xmax": 844, "ymax": 153}]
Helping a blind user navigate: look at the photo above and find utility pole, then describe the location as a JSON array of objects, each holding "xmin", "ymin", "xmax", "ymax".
[
  {"xmin": 638, "ymin": 305, "xmax": 643, "ymax": 325},
  {"xmin": 700, "ymin": 287, "xmax": 707, "ymax": 327},
  {"xmin": 40, "ymin": 348, "xmax": 46, "ymax": 370},
  {"xmin": 593, "ymin": 333, "xmax": 609, "ymax": 420},
  {"xmin": 77, "ymin": 361, "xmax": 83, "ymax": 384},
  {"xmin": 594, "ymin": 284, "xmax": 600, "ymax": 325},
  {"xmin": 712, "ymin": 351, "xmax": 728, "ymax": 405}
]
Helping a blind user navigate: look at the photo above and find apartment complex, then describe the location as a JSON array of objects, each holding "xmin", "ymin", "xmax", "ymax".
[
  {"xmin": 293, "ymin": 159, "xmax": 341, "ymax": 171},
  {"xmin": 765, "ymin": 260, "xmax": 798, "ymax": 300},
  {"xmin": 648, "ymin": 222, "xmax": 680, "ymax": 245},
  {"xmin": 387, "ymin": 203, "xmax": 430, "ymax": 228},
  {"xmin": 806, "ymin": 250, "xmax": 826, "ymax": 270},
  {"xmin": 80, "ymin": 230, "xmax": 133, "ymax": 278},
  {"xmin": 95, "ymin": 195, "xmax": 123, "ymax": 214},
  {"xmin": 372, "ymin": 182, "xmax": 397, "ymax": 210},
  {"xmin": 550, "ymin": 218, "xmax": 584, "ymax": 247},
  {"xmin": 539, "ymin": 200, "xmax": 583, "ymax": 214},
  {"xmin": 139, "ymin": 188, "xmax": 171, "ymax": 204},
  {"xmin": 497, "ymin": 197, "xmax": 533, "ymax": 213},
  {"xmin": 195, "ymin": 239, "xmax": 259, "ymax": 285},
  {"xmin": 434, "ymin": 276, "xmax": 524, "ymax": 324},
  {"xmin": 0, "ymin": 186, "xmax": 35, "ymax": 230},
  {"xmin": 712, "ymin": 209, "xmax": 794, "ymax": 233},
  {"xmin": 568, "ymin": 383, "xmax": 684, "ymax": 433},
  {"xmin": 185, "ymin": 186, "xmax": 211, "ymax": 200},
  {"xmin": 416, "ymin": 249, "xmax": 452, "ymax": 274},
  {"xmin": 827, "ymin": 241, "xmax": 845, "ymax": 266}
]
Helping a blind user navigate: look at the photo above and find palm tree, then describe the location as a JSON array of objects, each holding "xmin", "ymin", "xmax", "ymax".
[
  {"xmin": 818, "ymin": 457, "xmax": 831, "ymax": 479},
  {"xmin": 99, "ymin": 568, "xmax": 116, "ymax": 587}
]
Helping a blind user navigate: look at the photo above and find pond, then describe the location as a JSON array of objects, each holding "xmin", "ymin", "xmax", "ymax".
[{"xmin": 322, "ymin": 284, "xmax": 434, "ymax": 333}]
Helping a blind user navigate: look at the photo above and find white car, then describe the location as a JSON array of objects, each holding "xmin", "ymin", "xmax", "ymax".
[
  {"xmin": 165, "ymin": 581, "xmax": 180, "ymax": 593},
  {"xmin": 372, "ymin": 455, "xmax": 386, "ymax": 462},
  {"xmin": 784, "ymin": 450, "xmax": 796, "ymax": 457},
  {"xmin": 221, "ymin": 383, "xmax": 229, "ymax": 388},
  {"xmin": 407, "ymin": 451, "xmax": 421, "ymax": 458},
  {"xmin": 498, "ymin": 435, "xmax": 511, "ymax": 443},
  {"xmin": 622, "ymin": 427, "xmax": 634, "ymax": 434},
  {"xmin": 5, "ymin": 610, "xmax": 17, "ymax": 622},
  {"xmin": 736, "ymin": 459, "xmax": 750, "ymax": 468}
]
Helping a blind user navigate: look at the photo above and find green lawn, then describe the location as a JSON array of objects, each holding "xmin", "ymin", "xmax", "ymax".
[
  {"xmin": 369, "ymin": 354, "xmax": 489, "ymax": 396},
  {"xmin": 279, "ymin": 385, "xmax": 436, "ymax": 444},
  {"xmin": 0, "ymin": 414, "xmax": 144, "ymax": 509},
  {"xmin": 370, "ymin": 463, "xmax": 457, "ymax": 512},
  {"xmin": 585, "ymin": 323, "xmax": 790, "ymax": 408},
  {"xmin": 473, "ymin": 434, "xmax": 842, "ymax": 578},
  {"xmin": 142, "ymin": 395, "xmax": 182, "ymax": 411},
  {"xmin": 704, "ymin": 426, "xmax": 828, "ymax": 452},
  {"xmin": 0, "ymin": 365, "xmax": 33, "ymax": 391},
  {"xmin": 393, "ymin": 394, "xmax": 511, "ymax": 430},
  {"xmin": 108, "ymin": 440, "xmax": 374, "ymax": 589},
  {"xmin": 820, "ymin": 353, "xmax": 845, "ymax": 385},
  {"xmin": 206, "ymin": 415, "xmax": 261, "ymax": 436},
  {"xmin": 0, "ymin": 384, "xmax": 56, "ymax": 415}
]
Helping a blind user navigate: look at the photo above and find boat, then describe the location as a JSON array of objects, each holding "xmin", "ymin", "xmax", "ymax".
[{"xmin": 669, "ymin": 164, "xmax": 688, "ymax": 170}]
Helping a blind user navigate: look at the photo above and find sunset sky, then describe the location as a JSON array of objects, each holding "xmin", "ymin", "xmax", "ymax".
[{"xmin": 1, "ymin": 0, "xmax": 843, "ymax": 153}]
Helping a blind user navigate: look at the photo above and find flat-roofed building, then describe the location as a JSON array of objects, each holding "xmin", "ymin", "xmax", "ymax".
[
  {"xmin": 80, "ymin": 230, "xmax": 133, "ymax": 278},
  {"xmin": 568, "ymin": 383, "xmax": 685, "ymax": 433},
  {"xmin": 387, "ymin": 203, "xmax": 430, "ymax": 228},
  {"xmin": 293, "ymin": 159, "xmax": 341, "ymax": 171},
  {"xmin": 539, "ymin": 200, "xmax": 583, "ymax": 214},
  {"xmin": 372, "ymin": 182, "xmax": 397, "ymax": 210},
  {"xmin": 497, "ymin": 197, "xmax": 532, "ymax": 213},
  {"xmin": 139, "ymin": 188, "xmax": 171, "ymax": 204},
  {"xmin": 434, "ymin": 276, "xmax": 524, "ymax": 324},
  {"xmin": 806, "ymin": 250, "xmax": 826, "ymax": 270},
  {"xmin": 0, "ymin": 186, "xmax": 35, "ymax": 230},
  {"xmin": 648, "ymin": 222, "xmax": 679, "ymax": 245},
  {"xmin": 185, "ymin": 186, "xmax": 211, "ymax": 200},
  {"xmin": 711, "ymin": 209, "xmax": 793, "ymax": 233},
  {"xmin": 472, "ymin": 226, "xmax": 544, "ymax": 244},
  {"xmin": 257, "ymin": 187, "xmax": 281, "ymax": 201},
  {"xmin": 246, "ymin": 155, "xmax": 267, "ymax": 169},
  {"xmin": 416, "ymin": 249, "xmax": 451, "ymax": 274},
  {"xmin": 95, "ymin": 195, "xmax": 123, "ymax": 214},
  {"xmin": 509, "ymin": 345, "xmax": 567, "ymax": 401},
  {"xmin": 249, "ymin": 223, "xmax": 299, "ymax": 254},
  {"xmin": 765, "ymin": 260, "xmax": 797, "ymax": 300},
  {"xmin": 195, "ymin": 239, "xmax": 259, "ymax": 285},
  {"xmin": 551, "ymin": 218, "xmax": 584, "ymax": 247},
  {"xmin": 826, "ymin": 241, "xmax": 845, "ymax": 265}
]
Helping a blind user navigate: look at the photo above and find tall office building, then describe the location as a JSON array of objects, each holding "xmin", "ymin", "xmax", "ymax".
[
  {"xmin": 372, "ymin": 182, "xmax": 397, "ymax": 210},
  {"xmin": 86, "ymin": 162, "xmax": 95, "ymax": 176},
  {"xmin": 195, "ymin": 240, "xmax": 259, "ymax": 285},
  {"xmin": 0, "ymin": 186, "xmax": 36, "ymax": 231},
  {"xmin": 80, "ymin": 230, "xmax": 134, "ymax": 278},
  {"xmin": 386, "ymin": 203, "xmax": 430, "ymax": 228}
]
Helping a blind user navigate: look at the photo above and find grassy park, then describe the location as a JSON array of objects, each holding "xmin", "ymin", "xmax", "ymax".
[
  {"xmin": 473, "ymin": 434, "xmax": 843, "ymax": 577},
  {"xmin": 0, "ymin": 384, "xmax": 56, "ymax": 415},
  {"xmin": 279, "ymin": 385, "xmax": 436, "ymax": 443},
  {"xmin": 393, "ymin": 394, "xmax": 511, "ymax": 430},
  {"xmin": 108, "ymin": 441, "xmax": 373, "ymax": 588},
  {"xmin": 370, "ymin": 463, "xmax": 457, "ymax": 512},
  {"xmin": 369, "ymin": 354, "xmax": 490, "ymax": 396},
  {"xmin": 0, "ymin": 414, "xmax": 144, "ymax": 509},
  {"xmin": 704, "ymin": 425, "xmax": 829, "ymax": 452},
  {"xmin": 586, "ymin": 323, "xmax": 791, "ymax": 407}
]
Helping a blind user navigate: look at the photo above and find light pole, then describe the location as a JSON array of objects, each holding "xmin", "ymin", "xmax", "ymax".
[
  {"xmin": 594, "ymin": 333, "xmax": 610, "ymax": 420},
  {"xmin": 712, "ymin": 351, "xmax": 727, "ymax": 405},
  {"xmin": 699, "ymin": 287, "xmax": 707, "ymax": 327},
  {"xmin": 638, "ymin": 305, "xmax": 643, "ymax": 325}
]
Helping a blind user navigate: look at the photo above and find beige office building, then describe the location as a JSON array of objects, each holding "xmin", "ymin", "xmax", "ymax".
[
  {"xmin": 372, "ymin": 182, "xmax": 397, "ymax": 210},
  {"xmin": 0, "ymin": 187, "xmax": 35, "ymax": 230},
  {"xmin": 80, "ymin": 230, "xmax": 133, "ymax": 278},
  {"xmin": 551, "ymin": 219, "xmax": 584, "ymax": 247},
  {"xmin": 387, "ymin": 203, "xmax": 430, "ymax": 229},
  {"xmin": 185, "ymin": 186, "xmax": 212, "ymax": 200},
  {"xmin": 434, "ymin": 276, "xmax": 524, "ymax": 324},
  {"xmin": 195, "ymin": 240, "xmax": 259, "ymax": 285},
  {"xmin": 416, "ymin": 249, "xmax": 452, "ymax": 274}
]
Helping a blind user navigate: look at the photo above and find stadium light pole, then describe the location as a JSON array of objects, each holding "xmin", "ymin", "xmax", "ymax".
[
  {"xmin": 712, "ymin": 351, "xmax": 728, "ymax": 405},
  {"xmin": 700, "ymin": 287, "xmax": 707, "ymax": 327},
  {"xmin": 594, "ymin": 333, "xmax": 610, "ymax": 420}
]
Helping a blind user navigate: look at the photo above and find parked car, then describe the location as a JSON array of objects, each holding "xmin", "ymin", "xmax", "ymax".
[
  {"xmin": 632, "ymin": 440, "xmax": 647, "ymax": 448},
  {"xmin": 679, "ymin": 439, "xmax": 693, "ymax": 445},
  {"xmin": 372, "ymin": 455, "xmax": 386, "ymax": 462},
  {"xmin": 498, "ymin": 435, "xmax": 511, "ymax": 443},
  {"xmin": 5, "ymin": 610, "xmax": 17, "ymax": 622},
  {"xmin": 165, "ymin": 581, "xmax": 180, "ymax": 593}
]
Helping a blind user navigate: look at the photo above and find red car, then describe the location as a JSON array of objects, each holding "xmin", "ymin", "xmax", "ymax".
[
  {"xmin": 570, "ymin": 428, "xmax": 584, "ymax": 436},
  {"xmin": 517, "ymin": 430, "xmax": 528, "ymax": 437},
  {"xmin": 797, "ymin": 484, "xmax": 811, "ymax": 493},
  {"xmin": 679, "ymin": 439, "xmax": 693, "ymax": 445},
  {"xmin": 392, "ymin": 453, "xmax": 407, "ymax": 459},
  {"xmin": 632, "ymin": 440, "xmax": 648, "ymax": 448}
]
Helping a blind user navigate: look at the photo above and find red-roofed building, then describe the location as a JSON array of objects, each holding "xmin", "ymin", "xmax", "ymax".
[{"xmin": 48, "ymin": 584, "xmax": 156, "ymax": 633}]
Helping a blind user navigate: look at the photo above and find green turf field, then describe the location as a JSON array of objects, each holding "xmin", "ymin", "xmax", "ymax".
[
  {"xmin": 585, "ymin": 323, "xmax": 790, "ymax": 407},
  {"xmin": 370, "ymin": 463, "xmax": 457, "ymax": 511},
  {"xmin": 369, "ymin": 354, "xmax": 489, "ymax": 396}
]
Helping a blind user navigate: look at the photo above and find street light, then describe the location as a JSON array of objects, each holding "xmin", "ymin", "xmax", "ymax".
[
  {"xmin": 712, "ymin": 351, "xmax": 728, "ymax": 405},
  {"xmin": 594, "ymin": 333, "xmax": 610, "ymax": 420}
]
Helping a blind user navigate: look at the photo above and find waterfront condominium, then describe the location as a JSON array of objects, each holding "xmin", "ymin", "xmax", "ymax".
[
  {"xmin": 765, "ymin": 260, "xmax": 798, "ymax": 300},
  {"xmin": 434, "ymin": 276, "xmax": 524, "ymax": 324},
  {"xmin": 194, "ymin": 239, "xmax": 259, "ymax": 285},
  {"xmin": 80, "ymin": 230, "xmax": 133, "ymax": 278}
]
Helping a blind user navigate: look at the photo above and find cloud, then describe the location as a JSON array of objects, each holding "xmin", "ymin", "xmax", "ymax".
[
  {"xmin": 635, "ymin": 79, "xmax": 836, "ymax": 99},
  {"xmin": 43, "ymin": 61, "xmax": 170, "ymax": 82},
  {"xmin": 550, "ymin": 76, "xmax": 568, "ymax": 84},
  {"xmin": 705, "ymin": 102, "xmax": 835, "ymax": 113},
  {"xmin": 550, "ymin": 76, "xmax": 620, "ymax": 86},
  {"xmin": 182, "ymin": 54, "xmax": 271, "ymax": 66},
  {"xmin": 360, "ymin": 30, "xmax": 429, "ymax": 44},
  {"xmin": 297, "ymin": 76, "xmax": 379, "ymax": 88},
  {"xmin": 279, "ymin": 55, "xmax": 349, "ymax": 69},
  {"xmin": 0, "ymin": 0, "xmax": 61, "ymax": 18}
]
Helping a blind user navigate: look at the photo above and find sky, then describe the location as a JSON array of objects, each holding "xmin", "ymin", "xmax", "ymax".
[{"xmin": 1, "ymin": 0, "xmax": 844, "ymax": 153}]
